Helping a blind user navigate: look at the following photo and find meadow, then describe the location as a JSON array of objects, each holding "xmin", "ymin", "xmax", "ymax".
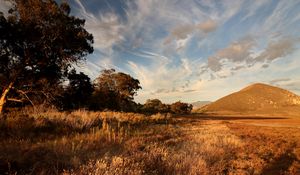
[
  {"xmin": 1, "ymin": 110, "xmax": 300, "ymax": 174},
  {"xmin": 1, "ymin": 1, "xmax": 300, "ymax": 174}
]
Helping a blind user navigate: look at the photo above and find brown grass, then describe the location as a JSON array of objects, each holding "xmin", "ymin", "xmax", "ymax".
[
  {"xmin": 0, "ymin": 111, "xmax": 300, "ymax": 174},
  {"xmin": 227, "ymin": 122, "xmax": 300, "ymax": 174},
  {"xmin": 0, "ymin": 110, "xmax": 172, "ymax": 174}
]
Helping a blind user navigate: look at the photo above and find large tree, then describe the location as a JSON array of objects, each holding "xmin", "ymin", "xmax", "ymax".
[
  {"xmin": 91, "ymin": 69, "xmax": 141, "ymax": 111},
  {"xmin": 62, "ymin": 69, "xmax": 94, "ymax": 110},
  {"xmin": 0, "ymin": 0, "xmax": 93, "ymax": 113}
]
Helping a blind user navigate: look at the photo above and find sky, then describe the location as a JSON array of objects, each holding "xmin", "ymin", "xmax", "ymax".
[{"xmin": 2, "ymin": 0, "xmax": 300, "ymax": 104}]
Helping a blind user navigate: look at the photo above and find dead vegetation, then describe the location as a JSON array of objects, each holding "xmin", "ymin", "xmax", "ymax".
[{"xmin": 0, "ymin": 111, "xmax": 300, "ymax": 174}]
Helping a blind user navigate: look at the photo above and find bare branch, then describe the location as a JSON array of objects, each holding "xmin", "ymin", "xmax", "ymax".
[
  {"xmin": 16, "ymin": 89, "xmax": 35, "ymax": 108},
  {"xmin": 7, "ymin": 98, "xmax": 24, "ymax": 103}
]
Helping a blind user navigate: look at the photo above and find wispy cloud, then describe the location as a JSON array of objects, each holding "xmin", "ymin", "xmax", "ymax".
[
  {"xmin": 74, "ymin": 0, "xmax": 124, "ymax": 53},
  {"xmin": 164, "ymin": 19, "xmax": 218, "ymax": 51},
  {"xmin": 127, "ymin": 53, "xmax": 203, "ymax": 103},
  {"xmin": 254, "ymin": 38, "xmax": 296, "ymax": 63},
  {"xmin": 269, "ymin": 78, "xmax": 291, "ymax": 85},
  {"xmin": 207, "ymin": 37, "xmax": 255, "ymax": 72},
  {"xmin": 1, "ymin": 0, "xmax": 300, "ymax": 102},
  {"xmin": 197, "ymin": 19, "xmax": 218, "ymax": 33},
  {"xmin": 67, "ymin": 0, "xmax": 300, "ymax": 102},
  {"xmin": 205, "ymin": 36, "xmax": 298, "ymax": 78}
]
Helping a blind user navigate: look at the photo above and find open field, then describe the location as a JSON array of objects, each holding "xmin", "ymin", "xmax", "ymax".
[
  {"xmin": 0, "ymin": 111, "xmax": 300, "ymax": 174},
  {"xmin": 2, "ymin": 1, "xmax": 300, "ymax": 175}
]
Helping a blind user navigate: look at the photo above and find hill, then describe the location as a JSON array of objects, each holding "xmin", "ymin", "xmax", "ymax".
[
  {"xmin": 192, "ymin": 101, "xmax": 211, "ymax": 109},
  {"xmin": 198, "ymin": 83, "xmax": 300, "ymax": 116}
]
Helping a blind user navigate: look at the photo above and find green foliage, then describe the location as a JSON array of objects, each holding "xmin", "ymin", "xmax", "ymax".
[
  {"xmin": 141, "ymin": 99, "xmax": 192, "ymax": 114},
  {"xmin": 0, "ymin": 0, "xmax": 93, "ymax": 112},
  {"xmin": 61, "ymin": 69, "xmax": 94, "ymax": 110},
  {"xmin": 170, "ymin": 101, "xmax": 193, "ymax": 114},
  {"xmin": 142, "ymin": 99, "xmax": 170, "ymax": 113},
  {"xmin": 91, "ymin": 69, "xmax": 141, "ymax": 111}
]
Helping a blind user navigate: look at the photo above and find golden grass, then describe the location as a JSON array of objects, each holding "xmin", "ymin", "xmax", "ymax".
[
  {"xmin": 0, "ymin": 111, "xmax": 300, "ymax": 174},
  {"xmin": 227, "ymin": 122, "xmax": 300, "ymax": 174},
  {"xmin": 0, "ymin": 110, "xmax": 172, "ymax": 174}
]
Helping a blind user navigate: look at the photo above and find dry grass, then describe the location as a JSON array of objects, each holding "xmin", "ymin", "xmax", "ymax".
[
  {"xmin": 0, "ymin": 111, "xmax": 300, "ymax": 174},
  {"xmin": 0, "ymin": 110, "xmax": 172, "ymax": 174},
  {"xmin": 228, "ymin": 122, "xmax": 300, "ymax": 174}
]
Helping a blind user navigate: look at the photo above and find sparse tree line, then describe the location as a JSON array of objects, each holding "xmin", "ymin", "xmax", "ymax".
[
  {"xmin": 60, "ymin": 69, "xmax": 193, "ymax": 114},
  {"xmin": 140, "ymin": 99, "xmax": 193, "ymax": 114},
  {"xmin": 0, "ymin": 0, "xmax": 192, "ymax": 115}
]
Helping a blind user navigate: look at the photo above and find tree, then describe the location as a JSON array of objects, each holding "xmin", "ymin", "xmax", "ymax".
[
  {"xmin": 91, "ymin": 69, "xmax": 141, "ymax": 111},
  {"xmin": 62, "ymin": 69, "xmax": 94, "ymax": 110},
  {"xmin": 170, "ymin": 101, "xmax": 193, "ymax": 114},
  {"xmin": 0, "ymin": 0, "xmax": 93, "ymax": 113},
  {"xmin": 142, "ymin": 99, "xmax": 170, "ymax": 114}
]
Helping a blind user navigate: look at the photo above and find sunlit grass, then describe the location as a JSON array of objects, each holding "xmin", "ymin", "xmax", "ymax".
[{"xmin": 0, "ymin": 110, "xmax": 299, "ymax": 174}]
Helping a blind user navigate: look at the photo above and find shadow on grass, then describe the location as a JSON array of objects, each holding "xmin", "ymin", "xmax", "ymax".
[
  {"xmin": 261, "ymin": 146, "xmax": 298, "ymax": 175},
  {"xmin": 0, "ymin": 115, "xmax": 102, "ymax": 140},
  {"xmin": 0, "ymin": 138, "xmax": 124, "ymax": 174}
]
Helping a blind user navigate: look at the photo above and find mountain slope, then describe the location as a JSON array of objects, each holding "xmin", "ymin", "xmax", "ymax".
[
  {"xmin": 192, "ymin": 101, "xmax": 211, "ymax": 109},
  {"xmin": 199, "ymin": 83, "xmax": 300, "ymax": 116}
]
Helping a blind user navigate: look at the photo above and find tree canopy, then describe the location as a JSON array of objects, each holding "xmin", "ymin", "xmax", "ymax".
[
  {"xmin": 142, "ymin": 99, "xmax": 170, "ymax": 113},
  {"xmin": 91, "ymin": 69, "xmax": 141, "ymax": 111},
  {"xmin": 61, "ymin": 69, "xmax": 94, "ymax": 110},
  {"xmin": 170, "ymin": 101, "xmax": 193, "ymax": 114},
  {"xmin": 142, "ymin": 99, "xmax": 193, "ymax": 114},
  {"xmin": 0, "ymin": 0, "xmax": 93, "ymax": 113}
]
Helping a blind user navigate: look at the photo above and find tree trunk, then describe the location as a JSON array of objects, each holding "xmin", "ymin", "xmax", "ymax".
[{"xmin": 0, "ymin": 82, "xmax": 14, "ymax": 114}]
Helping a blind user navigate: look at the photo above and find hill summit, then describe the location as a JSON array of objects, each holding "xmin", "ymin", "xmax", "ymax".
[{"xmin": 199, "ymin": 83, "xmax": 300, "ymax": 116}]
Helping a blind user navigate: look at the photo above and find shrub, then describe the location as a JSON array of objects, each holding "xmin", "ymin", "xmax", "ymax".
[{"xmin": 170, "ymin": 101, "xmax": 193, "ymax": 114}]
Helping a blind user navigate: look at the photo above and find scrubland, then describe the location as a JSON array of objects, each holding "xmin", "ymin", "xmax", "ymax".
[{"xmin": 0, "ymin": 110, "xmax": 300, "ymax": 174}]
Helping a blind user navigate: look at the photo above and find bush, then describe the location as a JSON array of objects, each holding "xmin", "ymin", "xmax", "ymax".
[{"xmin": 170, "ymin": 101, "xmax": 193, "ymax": 114}]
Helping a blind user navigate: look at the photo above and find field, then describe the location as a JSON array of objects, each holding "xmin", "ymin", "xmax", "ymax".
[{"xmin": 1, "ymin": 110, "xmax": 300, "ymax": 175}]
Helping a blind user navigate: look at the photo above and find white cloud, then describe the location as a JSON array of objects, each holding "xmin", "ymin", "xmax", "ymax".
[
  {"xmin": 127, "ymin": 53, "xmax": 200, "ymax": 103},
  {"xmin": 74, "ymin": 0, "xmax": 124, "ymax": 54},
  {"xmin": 207, "ymin": 37, "xmax": 255, "ymax": 71},
  {"xmin": 164, "ymin": 20, "xmax": 218, "ymax": 51},
  {"xmin": 206, "ymin": 36, "xmax": 297, "ymax": 75},
  {"xmin": 254, "ymin": 38, "xmax": 296, "ymax": 62},
  {"xmin": 0, "ymin": 0, "xmax": 12, "ymax": 16},
  {"xmin": 167, "ymin": 19, "xmax": 217, "ymax": 41},
  {"xmin": 175, "ymin": 35, "xmax": 191, "ymax": 51}
]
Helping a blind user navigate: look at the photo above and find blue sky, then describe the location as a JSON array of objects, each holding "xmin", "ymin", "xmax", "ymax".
[{"xmin": 2, "ymin": 0, "xmax": 300, "ymax": 103}]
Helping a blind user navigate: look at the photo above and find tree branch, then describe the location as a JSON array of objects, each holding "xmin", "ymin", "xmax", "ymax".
[
  {"xmin": 7, "ymin": 98, "xmax": 24, "ymax": 103},
  {"xmin": 16, "ymin": 89, "xmax": 35, "ymax": 108}
]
